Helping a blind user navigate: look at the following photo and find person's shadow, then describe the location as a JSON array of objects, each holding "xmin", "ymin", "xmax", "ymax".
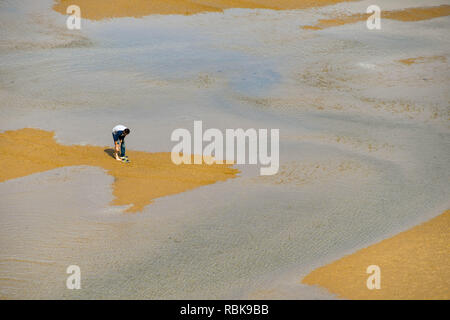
[{"xmin": 104, "ymin": 148, "xmax": 116, "ymax": 159}]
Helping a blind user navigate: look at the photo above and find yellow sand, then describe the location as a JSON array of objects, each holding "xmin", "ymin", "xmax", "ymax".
[
  {"xmin": 0, "ymin": 128, "xmax": 238, "ymax": 213},
  {"xmin": 398, "ymin": 55, "xmax": 447, "ymax": 65},
  {"xmin": 302, "ymin": 5, "xmax": 450, "ymax": 30},
  {"xmin": 302, "ymin": 210, "xmax": 450, "ymax": 300},
  {"xmin": 53, "ymin": 0, "xmax": 356, "ymax": 20}
]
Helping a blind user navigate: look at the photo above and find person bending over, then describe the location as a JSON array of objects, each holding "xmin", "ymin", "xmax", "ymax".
[{"xmin": 112, "ymin": 125, "xmax": 130, "ymax": 161}]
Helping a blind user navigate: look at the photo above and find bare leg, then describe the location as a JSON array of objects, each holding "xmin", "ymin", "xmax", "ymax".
[{"xmin": 114, "ymin": 141, "xmax": 122, "ymax": 161}]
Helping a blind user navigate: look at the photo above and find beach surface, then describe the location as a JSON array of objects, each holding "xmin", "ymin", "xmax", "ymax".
[
  {"xmin": 1, "ymin": 0, "xmax": 449, "ymax": 299},
  {"xmin": 0, "ymin": 128, "xmax": 238, "ymax": 212},
  {"xmin": 53, "ymin": 0, "xmax": 357, "ymax": 20},
  {"xmin": 303, "ymin": 210, "xmax": 450, "ymax": 299},
  {"xmin": 302, "ymin": 5, "xmax": 450, "ymax": 30}
]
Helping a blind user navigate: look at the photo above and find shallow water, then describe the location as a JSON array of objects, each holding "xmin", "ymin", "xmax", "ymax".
[{"xmin": 0, "ymin": 0, "xmax": 449, "ymax": 299}]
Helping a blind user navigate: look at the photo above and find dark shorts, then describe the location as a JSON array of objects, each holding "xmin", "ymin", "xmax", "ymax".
[{"xmin": 112, "ymin": 131, "xmax": 124, "ymax": 142}]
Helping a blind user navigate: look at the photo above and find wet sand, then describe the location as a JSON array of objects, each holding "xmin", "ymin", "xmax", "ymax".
[
  {"xmin": 0, "ymin": 128, "xmax": 238, "ymax": 213},
  {"xmin": 1, "ymin": 0, "xmax": 449, "ymax": 299},
  {"xmin": 398, "ymin": 56, "xmax": 447, "ymax": 66},
  {"xmin": 302, "ymin": 5, "xmax": 450, "ymax": 30},
  {"xmin": 302, "ymin": 210, "xmax": 450, "ymax": 300},
  {"xmin": 53, "ymin": 0, "xmax": 356, "ymax": 20}
]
